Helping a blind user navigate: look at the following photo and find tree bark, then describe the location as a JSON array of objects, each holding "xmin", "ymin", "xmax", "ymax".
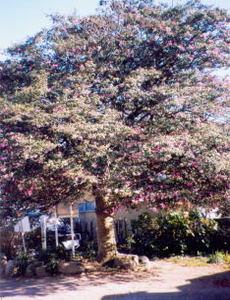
[{"xmin": 95, "ymin": 195, "xmax": 118, "ymax": 262}]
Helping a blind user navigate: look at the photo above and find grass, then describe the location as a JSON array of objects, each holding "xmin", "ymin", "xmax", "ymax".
[
  {"xmin": 166, "ymin": 256, "xmax": 209, "ymax": 267},
  {"xmin": 165, "ymin": 253, "xmax": 230, "ymax": 269}
]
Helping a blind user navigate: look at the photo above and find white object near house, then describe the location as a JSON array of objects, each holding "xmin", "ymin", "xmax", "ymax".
[
  {"xmin": 62, "ymin": 234, "xmax": 81, "ymax": 251},
  {"xmin": 40, "ymin": 215, "xmax": 49, "ymax": 250},
  {"xmin": 14, "ymin": 216, "xmax": 31, "ymax": 233},
  {"xmin": 39, "ymin": 202, "xmax": 79, "ymax": 256},
  {"xmin": 46, "ymin": 208, "xmax": 59, "ymax": 248},
  {"xmin": 14, "ymin": 216, "xmax": 31, "ymax": 252}
]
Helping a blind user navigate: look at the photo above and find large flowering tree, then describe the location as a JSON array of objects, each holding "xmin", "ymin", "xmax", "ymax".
[{"xmin": 0, "ymin": 0, "xmax": 229, "ymax": 261}]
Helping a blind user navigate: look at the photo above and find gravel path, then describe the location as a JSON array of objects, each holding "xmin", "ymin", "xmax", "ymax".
[{"xmin": 0, "ymin": 261, "xmax": 229, "ymax": 300}]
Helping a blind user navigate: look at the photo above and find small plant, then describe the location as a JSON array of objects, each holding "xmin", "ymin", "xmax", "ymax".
[
  {"xmin": 16, "ymin": 251, "xmax": 29, "ymax": 276},
  {"xmin": 45, "ymin": 255, "xmax": 59, "ymax": 276},
  {"xmin": 123, "ymin": 234, "xmax": 135, "ymax": 253},
  {"xmin": 36, "ymin": 244, "xmax": 70, "ymax": 262},
  {"xmin": 223, "ymin": 252, "xmax": 230, "ymax": 264},
  {"xmin": 37, "ymin": 249, "xmax": 53, "ymax": 264},
  {"xmin": 208, "ymin": 251, "xmax": 225, "ymax": 264},
  {"xmin": 79, "ymin": 241, "xmax": 97, "ymax": 260},
  {"xmin": 56, "ymin": 245, "xmax": 69, "ymax": 260},
  {"xmin": 166, "ymin": 256, "xmax": 209, "ymax": 267}
]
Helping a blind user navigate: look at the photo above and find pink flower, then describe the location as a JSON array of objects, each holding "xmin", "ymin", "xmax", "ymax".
[
  {"xmin": 0, "ymin": 143, "xmax": 7, "ymax": 149},
  {"xmin": 159, "ymin": 203, "xmax": 166, "ymax": 209},
  {"xmin": 26, "ymin": 188, "xmax": 33, "ymax": 197},
  {"xmin": 150, "ymin": 207, "xmax": 158, "ymax": 213},
  {"xmin": 167, "ymin": 41, "xmax": 173, "ymax": 47}
]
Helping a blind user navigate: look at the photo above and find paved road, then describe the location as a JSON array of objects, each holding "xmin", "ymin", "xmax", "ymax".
[{"xmin": 0, "ymin": 261, "xmax": 229, "ymax": 300}]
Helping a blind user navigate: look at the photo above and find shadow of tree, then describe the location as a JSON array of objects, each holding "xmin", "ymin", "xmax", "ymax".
[
  {"xmin": 0, "ymin": 269, "xmax": 157, "ymax": 298},
  {"xmin": 0, "ymin": 268, "xmax": 229, "ymax": 299},
  {"xmin": 102, "ymin": 270, "xmax": 230, "ymax": 300}
]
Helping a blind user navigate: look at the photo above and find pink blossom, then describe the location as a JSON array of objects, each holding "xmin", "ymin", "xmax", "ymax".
[
  {"xmin": 0, "ymin": 143, "xmax": 7, "ymax": 149},
  {"xmin": 150, "ymin": 207, "xmax": 158, "ymax": 213},
  {"xmin": 159, "ymin": 203, "xmax": 166, "ymax": 209}
]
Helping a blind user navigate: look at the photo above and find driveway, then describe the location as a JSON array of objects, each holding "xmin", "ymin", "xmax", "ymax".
[{"xmin": 0, "ymin": 261, "xmax": 229, "ymax": 300}]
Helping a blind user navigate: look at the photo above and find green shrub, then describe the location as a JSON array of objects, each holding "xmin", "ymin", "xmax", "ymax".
[
  {"xmin": 213, "ymin": 219, "xmax": 230, "ymax": 252},
  {"xmin": 127, "ymin": 210, "xmax": 219, "ymax": 258},
  {"xmin": 36, "ymin": 244, "xmax": 70, "ymax": 263},
  {"xmin": 16, "ymin": 251, "xmax": 29, "ymax": 276},
  {"xmin": 37, "ymin": 249, "xmax": 53, "ymax": 264},
  {"xmin": 36, "ymin": 249, "xmax": 60, "ymax": 276},
  {"xmin": 55, "ymin": 244, "xmax": 69, "ymax": 260},
  {"xmin": 78, "ymin": 241, "xmax": 97, "ymax": 260},
  {"xmin": 0, "ymin": 229, "xmax": 21, "ymax": 259},
  {"xmin": 208, "ymin": 251, "xmax": 225, "ymax": 264},
  {"xmin": 187, "ymin": 211, "xmax": 218, "ymax": 254},
  {"xmin": 24, "ymin": 228, "xmax": 42, "ymax": 252},
  {"xmin": 223, "ymin": 252, "xmax": 230, "ymax": 264},
  {"xmin": 45, "ymin": 256, "xmax": 59, "ymax": 276}
]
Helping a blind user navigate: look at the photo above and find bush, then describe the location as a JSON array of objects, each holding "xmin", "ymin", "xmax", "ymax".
[
  {"xmin": 78, "ymin": 240, "xmax": 97, "ymax": 260},
  {"xmin": 187, "ymin": 211, "xmax": 218, "ymax": 255},
  {"xmin": 36, "ymin": 249, "xmax": 61, "ymax": 276},
  {"xmin": 213, "ymin": 218, "xmax": 230, "ymax": 252},
  {"xmin": 223, "ymin": 252, "xmax": 230, "ymax": 264},
  {"xmin": 55, "ymin": 245, "xmax": 70, "ymax": 260},
  {"xmin": 0, "ymin": 228, "xmax": 21, "ymax": 259},
  {"xmin": 24, "ymin": 228, "xmax": 42, "ymax": 252},
  {"xmin": 126, "ymin": 210, "xmax": 219, "ymax": 258},
  {"xmin": 208, "ymin": 251, "xmax": 225, "ymax": 264},
  {"xmin": 45, "ymin": 256, "xmax": 59, "ymax": 276},
  {"xmin": 36, "ymin": 244, "xmax": 69, "ymax": 263},
  {"xmin": 16, "ymin": 251, "xmax": 29, "ymax": 276}
]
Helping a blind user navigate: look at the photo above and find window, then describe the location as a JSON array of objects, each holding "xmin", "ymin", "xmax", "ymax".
[{"xmin": 78, "ymin": 201, "xmax": 96, "ymax": 213}]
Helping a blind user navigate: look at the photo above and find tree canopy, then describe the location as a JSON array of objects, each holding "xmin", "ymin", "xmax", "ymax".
[{"xmin": 0, "ymin": 0, "xmax": 229, "ymax": 226}]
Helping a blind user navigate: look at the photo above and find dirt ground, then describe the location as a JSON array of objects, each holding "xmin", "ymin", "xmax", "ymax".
[{"xmin": 0, "ymin": 260, "xmax": 229, "ymax": 300}]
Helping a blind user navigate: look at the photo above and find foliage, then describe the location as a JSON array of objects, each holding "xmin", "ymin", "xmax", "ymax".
[
  {"xmin": 167, "ymin": 252, "xmax": 230, "ymax": 267},
  {"xmin": 15, "ymin": 251, "xmax": 29, "ymax": 276},
  {"xmin": 166, "ymin": 256, "xmax": 209, "ymax": 267},
  {"xmin": 55, "ymin": 244, "xmax": 70, "ymax": 260},
  {"xmin": 45, "ymin": 256, "xmax": 59, "ymax": 276},
  {"xmin": 208, "ymin": 251, "xmax": 225, "ymax": 264},
  {"xmin": 24, "ymin": 228, "xmax": 42, "ymax": 252},
  {"xmin": 0, "ymin": 228, "xmax": 21, "ymax": 259},
  {"xmin": 223, "ymin": 252, "xmax": 230, "ymax": 265},
  {"xmin": 36, "ymin": 248, "xmax": 61, "ymax": 275},
  {"xmin": 130, "ymin": 211, "xmax": 219, "ymax": 257},
  {"xmin": 0, "ymin": 1, "xmax": 229, "ymax": 228},
  {"xmin": 119, "ymin": 233, "xmax": 136, "ymax": 254},
  {"xmin": 214, "ymin": 218, "xmax": 230, "ymax": 251},
  {"xmin": 36, "ymin": 244, "xmax": 69, "ymax": 263},
  {"xmin": 78, "ymin": 241, "xmax": 98, "ymax": 260}
]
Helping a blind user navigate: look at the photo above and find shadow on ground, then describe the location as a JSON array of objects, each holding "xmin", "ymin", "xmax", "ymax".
[
  {"xmin": 102, "ymin": 270, "xmax": 230, "ymax": 300},
  {"xmin": 0, "ymin": 270, "xmax": 157, "ymax": 298},
  {"xmin": 0, "ymin": 268, "xmax": 229, "ymax": 299}
]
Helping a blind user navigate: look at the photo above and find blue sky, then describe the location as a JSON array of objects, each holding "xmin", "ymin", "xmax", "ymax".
[{"xmin": 0, "ymin": 0, "xmax": 229, "ymax": 52}]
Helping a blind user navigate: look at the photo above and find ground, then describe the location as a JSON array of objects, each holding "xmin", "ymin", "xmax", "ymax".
[{"xmin": 0, "ymin": 260, "xmax": 229, "ymax": 300}]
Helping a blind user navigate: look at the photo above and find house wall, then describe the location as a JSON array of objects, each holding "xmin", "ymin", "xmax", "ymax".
[
  {"xmin": 76, "ymin": 203, "xmax": 150, "ymax": 242},
  {"xmin": 78, "ymin": 204, "xmax": 148, "ymax": 223},
  {"xmin": 49, "ymin": 192, "xmax": 149, "ymax": 242}
]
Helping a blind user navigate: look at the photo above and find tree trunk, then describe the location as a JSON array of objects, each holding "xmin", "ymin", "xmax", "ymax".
[{"xmin": 95, "ymin": 196, "xmax": 118, "ymax": 262}]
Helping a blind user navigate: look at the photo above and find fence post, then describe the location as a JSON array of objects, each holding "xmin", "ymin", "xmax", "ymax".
[
  {"xmin": 70, "ymin": 203, "xmax": 75, "ymax": 257},
  {"xmin": 54, "ymin": 205, "xmax": 59, "ymax": 248}
]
